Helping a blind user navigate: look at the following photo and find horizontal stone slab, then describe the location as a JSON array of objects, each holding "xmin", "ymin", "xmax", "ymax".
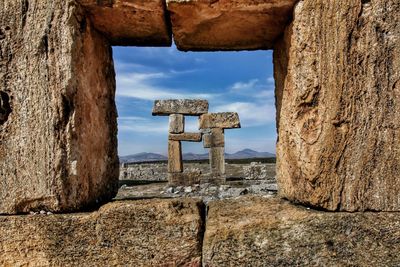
[
  {"xmin": 78, "ymin": 0, "xmax": 171, "ymax": 46},
  {"xmin": 0, "ymin": 199, "xmax": 203, "ymax": 266},
  {"xmin": 169, "ymin": 133, "xmax": 202, "ymax": 142},
  {"xmin": 199, "ymin": 113, "xmax": 241, "ymax": 129},
  {"xmin": 166, "ymin": 0, "xmax": 298, "ymax": 51},
  {"xmin": 203, "ymin": 196, "xmax": 400, "ymax": 266},
  {"xmin": 153, "ymin": 99, "xmax": 209, "ymax": 116}
]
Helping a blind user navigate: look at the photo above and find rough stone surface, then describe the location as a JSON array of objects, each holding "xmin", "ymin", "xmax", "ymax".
[
  {"xmin": 167, "ymin": 0, "xmax": 298, "ymax": 51},
  {"xmin": 274, "ymin": 0, "xmax": 400, "ymax": 211},
  {"xmin": 169, "ymin": 114, "xmax": 185, "ymax": 133},
  {"xmin": 78, "ymin": 0, "xmax": 171, "ymax": 46},
  {"xmin": 243, "ymin": 162, "xmax": 276, "ymax": 181},
  {"xmin": 169, "ymin": 132, "xmax": 202, "ymax": 142},
  {"xmin": 199, "ymin": 113, "xmax": 241, "ymax": 129},
  {"xmin": 168, "ymin": 140, "xmax": 183, "ymax": 173},
  {"xmin": 0, "ymin": 199, "xmax": 203, "ymax": 266},
  {"xmin": 203, "ymin": 128, "xmax": 225, "ymax": 148},
  {"xmin": 168, "ymin": 170, "xmax": 202, "ymax": 186},
  {"xmin": 210, "ymin": 147, "xmax": 225, "ymax": 175},
  {"xmin": 0, "ymin": 0, "xmax": 118, "ymax": 214},
  {"xmin": 203, "ymin": 196, "xmax": 400, "ymax": 266},
  {"xmin": 153, "ymin": 99, "xmax": 209, "ymax": 116}
]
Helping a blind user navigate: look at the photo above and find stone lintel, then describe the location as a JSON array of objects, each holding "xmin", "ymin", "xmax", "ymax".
[
  {"xmin": 78, "ymin": 0, "xmax": 172, "ymax": 46},
  {"xmin": 166, "ymin": 0, "xmax": 298, "ymax": 51},
  {"xmin": 152, "ymin": 99, "xmax": 209, "ymax": 116},
  {"xmin": 169, "ymin": 114, "xmax": 185, "ymax": 134},
  {"xmin": 169, "ymin": 133, "xmax": 202, "ymax": 142},
  {"xmin": 203, "ymin": 128, "xmax": 225, "ymax": 148},
  {"xmin": 199, "ymin": 113, "xmax": 241, "ymax": 129},
  {"xmin": 168, "ymin": 171, "xmax": 202, "ymax": 186},
  {"xmin": 209, "ymin": 147, "xmax": 225, "ymax": 176},
  {"xmin": 168, "ymin": 140, "xmax": 183, "ymax": 173}
]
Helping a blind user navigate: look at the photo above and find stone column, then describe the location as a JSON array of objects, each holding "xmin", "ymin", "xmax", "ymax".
[
  {"xmin": 152, "ymin": 99, "xmax": 208, "ymax": 186},
  {"xmin": 200, "ymin": 113, "xmax": 241, "ymax": 183},
  {"xmin": 274, "ymin": 0, "xmax": 400, "ymax": 211}
]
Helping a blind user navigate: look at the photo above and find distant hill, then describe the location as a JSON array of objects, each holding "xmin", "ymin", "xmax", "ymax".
[
  {"xmin": 119, "ymin": 152, "xmax": 167, "ymax": 163},
  {"xmin": 120, "ymin": 149, "xmax": 275, "ymax": 163},
  {"xmin": 226, "ymin": 149, "xmax": 275, "ymax": 159}
]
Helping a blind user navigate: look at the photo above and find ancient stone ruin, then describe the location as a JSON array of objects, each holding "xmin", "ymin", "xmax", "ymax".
[
  {"xmin": 0, "ymin": 0, "xmax": 399, "ymax": 265},
  {"xmin": 152, "ymin": 99, "xmax": 241, "ymax": 185}
]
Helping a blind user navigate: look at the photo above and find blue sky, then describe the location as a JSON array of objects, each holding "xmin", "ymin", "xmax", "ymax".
[{"xmin": 113, "ymin": 45, "xmax": 276, "ymax": 156}]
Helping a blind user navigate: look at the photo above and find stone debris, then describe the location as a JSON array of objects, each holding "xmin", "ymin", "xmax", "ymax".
[
  {"xmin": 243, "ymin": 162, "xmax": 276, "ymax": 182},
  {"xmin": 199, "ymin": 112, "xmax": 241, "ymax": 129},
  {"xmin": 153, "ymin": 99, "xmax": 241, "ymax": 186},
  {"xmin": 119, "ymin": 163, "xmax": 167, "ymax": 181},
  {"xmin": 168, "ymin": 169, "xmax": 202, "ymax": 186},
  {"xmin": 152, "ymin": 99, "xmax": 209, "ymax": 116},
  {"xmin": 156, "ymin": 181, "xmax": 277, "ymax": 204}
]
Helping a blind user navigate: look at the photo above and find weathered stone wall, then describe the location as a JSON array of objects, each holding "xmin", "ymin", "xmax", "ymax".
[
  {"xmin": 0, "ymin": 198, "xmax": 203, "ymax": 266},
  {"xmin": 203, "ymin": 197, "xmax": 400, "ymax": 266},
  {"xmin": 0, "ymin": 0, "xmax": 118, "ymax": 214},
  {"xmin": 274, "ymin": 0, "xmax": 400, "ymax": 211}
]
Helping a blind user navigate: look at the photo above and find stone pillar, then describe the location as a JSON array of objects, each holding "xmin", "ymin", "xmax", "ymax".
[
  {"xmin": 200, "ymin": 113, "xmax": 241, "ymax": 183},
  {"xmin": 274, "ymin": 0, "xmax": 400, "ymax": 211},
  {"xmin": 0, "ymin": 0, "xmax": 119, "ymax": 214},
  {"xmin": 152, "ymin": 99, "xmax": 208, "ymax": 186}
]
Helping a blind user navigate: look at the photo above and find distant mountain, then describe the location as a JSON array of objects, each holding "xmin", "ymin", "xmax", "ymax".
[
  {"xmin": 120, "ymin": 149, "xmax": 275, "ymax": 163},
  {"xmin": 119, "ymin": 152, "xmax": 167, "ymax": 163},
  {"xmin": 183, "ymin": 152, "xmax": 209, "ymax": 160},
  {"xmin": 225, "ymin": 149, "xmax": 275, "ymax": 159}
]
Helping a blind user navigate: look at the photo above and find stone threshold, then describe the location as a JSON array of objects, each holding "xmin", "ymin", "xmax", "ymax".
[{"xmin": 1, "ymin": 196, "xmax": 399, "ymax": 266}]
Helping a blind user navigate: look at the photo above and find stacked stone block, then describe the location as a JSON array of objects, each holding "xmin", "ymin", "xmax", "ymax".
[
  {"xmin": 152, "ymin": 100, "xmax": 208, "ymax": 186},
  {"xmin": 153, "ymin": 100, "xmax": 241, "ymax": 185},
  {"xmin": 200, "ymin": 113, "xmax": 241, "ymax": 183}
]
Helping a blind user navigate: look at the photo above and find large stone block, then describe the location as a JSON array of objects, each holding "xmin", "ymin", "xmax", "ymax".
[
  {"xmin": 203, "ymin": 196, "xmax": 400, "ymax": 266},
  {"xmin": 209, "ymin": 147, "xmax": 225, "ymax": 175},
  {"xmin": 168, "ymin": 140, "xmax": 183, "ymax": 173},
  {"xmin": 199, "ymin": 112, "xmax": 240, "ymax": 129},
  {"xmin": 169, "ymin": 114, "xmax": 185, "ymax": 133},
  {"xmin": 203, "ymin": 128, "xmax": 225, "ymax": 148},
  {"xmin": 274, "ymin": 0, "xmax": 400, "ymax": 211},
  {"xmin": 0, "ymin": 199, "xmax": 203, "ymax": 266},
  {"xmin": 153, "ymin": 99, "xmax": 209, "ymax": 116},
  {"xmin": 0, "ymin": 0, "xmax": 119, "ymax": 214},
  {"xmin": 78, "ymin": 0, "xmax": 171, "ymax": 46},
  {"xmin": 167, "ymin": 0, "xmax": 298, "ymax": 51}
]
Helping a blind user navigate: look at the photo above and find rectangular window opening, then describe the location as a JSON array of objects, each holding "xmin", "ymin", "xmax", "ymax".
[{"xmin": 114, "ymin": 44, "xmax": 277, "ymax": 200}]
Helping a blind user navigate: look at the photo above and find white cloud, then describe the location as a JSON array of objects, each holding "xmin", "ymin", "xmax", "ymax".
[
  {"xmin": 213, "ymin": 102, "xmax": 275, "ymax": 127},
  {"xmin": 118, "ymin": 118, "xmax": 168, "ymax": 134},
  {"xmin": 118, "ymin": 116, "xmax": 147, "ymax": 121},
  {"xmin": 116, "ymin": 72, "xmax": 215, "ymax": 101},
  {"xmin": 230, "ymin": 79, "xmax": 259, "ymax": 92},
  {"xmin": 267, "ymin": 76, "xmax": 275, "ymax": 84}
]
